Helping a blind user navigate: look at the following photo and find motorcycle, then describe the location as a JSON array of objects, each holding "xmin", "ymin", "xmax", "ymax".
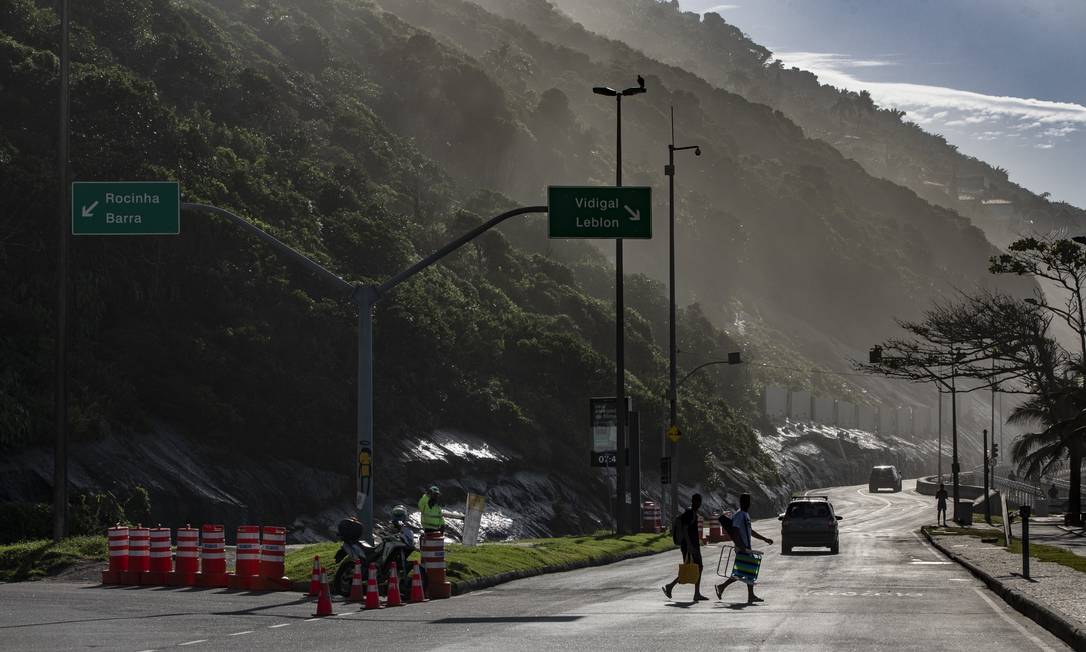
[{"xmin": 332, "ymin": 521, "xmax": 426, "ymax": 598}]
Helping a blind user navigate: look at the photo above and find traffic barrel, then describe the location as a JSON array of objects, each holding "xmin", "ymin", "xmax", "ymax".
[
  {"xmin": 142, "ymin": 527, "xmax": 172, "ymax": 585},
  {"xmin": 228, "ymin": 525, "xmax": 261, "ymax": 590},
  {"xmin": 348, "ymin": 559, "xmax": 363, "ymax": 603},
  {"xmin": 409, "ymin": 562, "xmax": 428, "ymax": 603},
  {"xmin": 101, "ymin": 526, "xmax": 128, "ymax": 585},
  {"xmin": 195, "ymin": 524, "xmax": 228, "ymax": 588},
  {"xmin": 121, "ymin": 526, "xmax": 149, "ymax": 585},
  {"xmin": 307, "ymin": 556, "xmax": 322, "ymax": 597},
  {"xmin": 259, "ymin": 526, "xmax": 290, "ymax": 590},
  {"xmin": 641, "ymin": 501, "xmax": 660, "ymax": 533},
  {"xmin": 167, "ymin": 525, "xmax": 199, "ymax": 586},
  {"xmin": 385, "ymin": 562, "xmax": 403, "ymax": 607},
  {"xmin": 421, "ymin": 532, "xmax": 451, "ymax": 599},
  {"xmin": 708, "ymin": 511, "xmax": 723, "ymax": 543},
  {"xmin": 362, "ymin": 562, "xmax": 383, "ymax": 610}
]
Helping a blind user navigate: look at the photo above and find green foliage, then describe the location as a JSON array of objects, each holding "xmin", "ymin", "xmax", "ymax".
[
  {"xmin": 0, "ymin": 535, "xmax": 107, "ymax": 582},
  {"xmin": 0, "ymin": 485, "xmax": 151, "ymax": 544}
]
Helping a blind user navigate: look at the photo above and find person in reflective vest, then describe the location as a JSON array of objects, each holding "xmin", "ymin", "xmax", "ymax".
[{"xmin": 419, "ymin": 486, "xmax": 446, "ymax": 533}]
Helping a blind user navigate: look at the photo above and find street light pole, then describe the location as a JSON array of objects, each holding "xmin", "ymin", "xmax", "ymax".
[
  {"xmin": 665, "ymin": 106, "xmax": 700, "ymax": 523},
  {"xmin": 594, "ymin": 78, "xmax": 646, "ymax": 534},
  {"xmin": 951, "ymin": 350, "xmax": 960, "ymax": 522},
  {"xmin": 53, "ymin": 0, "xmax": 71, "ymax": 543}
]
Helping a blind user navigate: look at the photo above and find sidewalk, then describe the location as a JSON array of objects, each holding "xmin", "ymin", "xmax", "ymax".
[
  {"xmin": 925, "ymin": 527, "xmax": 1086, "ymax": 651},
  {"xmin": 1009, "ymin": 517, "xmax": 1086, "ymax": 558}
]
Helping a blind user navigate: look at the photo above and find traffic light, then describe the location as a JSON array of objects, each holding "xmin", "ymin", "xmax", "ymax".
[
  {"xmin": 991, "ymin": 442, "xmax": 999, "ymax": 461},
  {"xmin": 869, "ymin": 346, "xmax": 883, "ymax": 364}
]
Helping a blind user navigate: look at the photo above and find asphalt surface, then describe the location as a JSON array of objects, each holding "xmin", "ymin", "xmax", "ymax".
[{"xmin": 0, "ymin": 481, "xmax": 1070, "ymax": 651}]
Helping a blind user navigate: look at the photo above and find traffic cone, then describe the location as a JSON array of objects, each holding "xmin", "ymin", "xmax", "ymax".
[
  {"xmin": 307, "ymin": 556, "xmax": 322, "ymax": 597},
  {"xmin": 363, "ymin": 562, "xmax": 383, "ymax": 610},
  {"xmin": 312, "ymin": 578, "xmax": 333, "ymax": 617},
  {"xmin": 385, "ymin": 562, "xmax": 403, "ymax": 607},
  {"xmin": 409, "ymin": 561, "xmax": 428, "ymax": 603},
  {"xmin": 348, "ymin": 559, "xmax": 363, "ymax": 602}
]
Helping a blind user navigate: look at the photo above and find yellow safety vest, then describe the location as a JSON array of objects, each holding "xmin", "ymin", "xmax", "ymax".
[{"xmin": 419, "ymin": 494, "xmax": 444, "ymax": 530}]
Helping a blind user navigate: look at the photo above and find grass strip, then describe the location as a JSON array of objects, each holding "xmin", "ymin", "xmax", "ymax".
[
  {"xmin": 923, "ymin": 525, "xmax": 1086, "ymax": 573},
  {"xmin": 0, "ymin": 536, "xmax": 107, "ymax": 582},
  {"xmin": 283, "ymin": 532, "xmax": 673, "ymax": 586}
]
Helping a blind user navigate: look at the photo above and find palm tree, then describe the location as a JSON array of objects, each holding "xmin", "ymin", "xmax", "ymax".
[{"xmin": 1009, "ymin": 383, "xmax": 1086, "ymax": 523}]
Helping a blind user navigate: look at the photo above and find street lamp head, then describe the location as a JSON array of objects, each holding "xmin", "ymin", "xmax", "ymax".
[
  {"xmin": 621, "ymin": 86, "xmax": 646, "ymax": 96},
  {"xmin": 592, "ymin": 86, "xmax": 618, "ymax": 97}
]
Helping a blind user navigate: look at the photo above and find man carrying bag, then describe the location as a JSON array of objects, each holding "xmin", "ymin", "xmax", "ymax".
[
  {"xmin": 662, "ymin": 493, "xmax": 709, "ymax": 601},
  {"xmin": 715, "ymin": 493, "xmax": 772, "ymax": 604}
]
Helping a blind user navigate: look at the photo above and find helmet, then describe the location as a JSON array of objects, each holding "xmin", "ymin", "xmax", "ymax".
[
  {"xmin": 390, "ymin": 505, "xmax": 408, "ymax": 522},
  {"xmin": 429, "ymin": 485, "xmax": 441, "ymax": 496}
]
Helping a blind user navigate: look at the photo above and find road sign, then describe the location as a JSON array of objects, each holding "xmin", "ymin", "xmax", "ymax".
[
  {"xmin": 72, "ymin": 181, "xmax": 180, "ymax": 235},
  {"xmin": 667, "ymin": 425, "xmax": 681, "ymax": 443},
  {"xmin": 548, "ymin": 186, "xmax": 651, "ymax": 239}
]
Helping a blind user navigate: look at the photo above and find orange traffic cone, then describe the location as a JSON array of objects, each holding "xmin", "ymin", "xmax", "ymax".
[
  {"xmin": 409, "ymin": 561, "xmax": 428, "ymax": 603},
  {"xmin": 348, "ymin": 559, "xmax": 363, "ymax": 602},
  {"xmin": 385, "ymin": 562, "xmax": 403, "ymax": 607},
  {"xmin": 307, "ymin": 556, "xmax": 322, "ymax": 597},
  {"xmin": 312, "ymin": 578, "xmax": 333, "ymax": 617},
  {"xmin": 363, "ymin": 562, "xmax": 383, "ymax": 610}
]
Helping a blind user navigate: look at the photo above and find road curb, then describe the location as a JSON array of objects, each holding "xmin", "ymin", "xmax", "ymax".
[
  {"xmin": 922, "ymin": 527, "xmax": 1086, "ymax": 652},
  {"xmin": 450, "ymin": 546, "xmax": 669, "ymax": 596}
]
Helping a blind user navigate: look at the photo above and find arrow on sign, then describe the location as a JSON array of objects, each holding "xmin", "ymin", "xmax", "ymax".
[
  {"xmin": 81, "ymin": 201, "xmax": 98, "ymax": 218},
  {"xmin": 624, "ymin": 205, "xmax": 640, "ymax": 221}
]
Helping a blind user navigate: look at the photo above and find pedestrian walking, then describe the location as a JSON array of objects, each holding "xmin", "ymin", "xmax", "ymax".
[
  {"xmin": 715, "ymin": 493, "xmax": 772, "ymax": 604},
  {"xmin": 935, "ymin": 483, "xmax": 948, "ymax": 526},
  {"xmin": 662, "ymin": 493, "xmax": 709, "ymax": 601}
]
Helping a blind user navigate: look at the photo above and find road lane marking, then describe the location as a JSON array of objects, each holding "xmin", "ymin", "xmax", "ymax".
[
  {"xmin": 304, "ymin": 617, "xmax": 323, "ymax": 622},
  {"xmin": 973, "ymin": 587, "xmax": 1055, "ymax": 651},
  {"xmin": 177, "ymin": 641, "xmax": 207, "ymax": 647},
  {"xmin": 229, "ymin": 631, "xmax": 253, "ymax": 636},
  {"xmin": 269, "ymin": 623, "xmax": 290, "ymax": 628},
  {"xmin": 911, "ymin": 531, "xmax": 946, "ymax": 561},
  {"xmin": 806, "ymin": 590, "xmax": 923, "ymax": 597},
  {"xmin": 909, "ymin": 561, "xmax": 951, "ymax": 564}
]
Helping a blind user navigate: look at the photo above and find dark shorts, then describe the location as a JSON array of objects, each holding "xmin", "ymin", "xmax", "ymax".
[
  {"xmin": 680, "ymin": 542, "xmax": 703, "ymax": 568},
  {"xmin": 937, "ymin": 503, "xmax": 947, "ymax": 512}
]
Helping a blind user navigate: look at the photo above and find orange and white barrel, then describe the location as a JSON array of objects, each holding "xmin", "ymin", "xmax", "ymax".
[
  {"xmin": 128, "ymin": 527, "xmax": 150, "ymax": 573},
  {"xmin": 641, "ymin": 501, "xmax": 660, "ymax": 533},
  {"xmin": 175, "ymin": 526, "xmax": 199, "ymax": 574},
  {"xmin": 149, "ymin": 527, "xmax": 173, "ymax": 573},
  {"xmin": 259, "ymin": 526, "xmax": 286, "ymax": 579},
  {"xmin": 200, "ymin": 524, "xmax": 226, "ymax": 574},
  {"xmin": 107, "ymin": 526, "xmax": 129, "ymax": 572},
  {"xmin": 708, "ymin": 511, "xmax": 723, "ymax": 543},
  {"xmin": 696, "ymin": 515, "xmax": 706, "ymax": 545},
  {"xmin": 235, "ymin": 525, "xmax": 261, "ymax": 577},
  {"xmin": 421, "ymin": 532, "xmax": 451, "ymax": 598}
]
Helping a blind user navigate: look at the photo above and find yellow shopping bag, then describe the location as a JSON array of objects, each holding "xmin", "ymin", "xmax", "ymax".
[{"xmin": 676, "ymin": 562, "xmax": 700, "ymax": 584}]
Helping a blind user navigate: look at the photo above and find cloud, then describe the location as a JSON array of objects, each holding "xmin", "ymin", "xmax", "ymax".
[
  {"xmin": 775, "ymin": 50, "xmax": 1086, "ymax": 145},
  {"xmin": 700, "ymin": 3, "xmax": 740, "ymax": 13}
]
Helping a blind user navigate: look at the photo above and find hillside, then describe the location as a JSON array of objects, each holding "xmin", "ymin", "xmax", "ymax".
[
  {"xmin": 0, "ymin": 0, "xmax": 1035, "ymax": 537},
  {"xmin": 552, "ymin": 0, "xmax": 1086, "ymax": 248}
]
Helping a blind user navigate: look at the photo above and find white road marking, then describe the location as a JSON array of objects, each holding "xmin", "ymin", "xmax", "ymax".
[
  {"xmin": 911, "ymin": 531, "xmax": 946, "ymax": 561},
  {"xmin": 269, "ymin": 623, "xmax": 290, "ymax": 628},
  {"xmin": 229, "ymin": 631, "xmax": 253, "ymax": 636},
  {"xmin": 177, "ymin": 641, "xmax": 207, "ymax": 647},
  {"xmin": 973, "ymin": 587, "xmax": 1055, "ymax": 651},
  {"xmin": 305, "ymin": 617, "xmax": 323, "ymax": 622}
]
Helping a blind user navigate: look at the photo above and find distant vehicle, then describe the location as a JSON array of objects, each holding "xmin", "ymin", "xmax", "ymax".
[
  {"xmin": 778, "ymin": 495, "xmax": 842, "ymax": 554},
  {"xmin": 869, "ymin": 465, "xmax": 903, "ymax": 493}
]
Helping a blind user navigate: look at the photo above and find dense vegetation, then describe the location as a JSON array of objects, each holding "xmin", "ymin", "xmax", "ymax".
[
  {"xmin": 0, "ymin": 0, "xmax": 1043, "ymax": 530},
  {"xmin": 0, "ymin": 0, "xmax": 770, "ymax": 525}
]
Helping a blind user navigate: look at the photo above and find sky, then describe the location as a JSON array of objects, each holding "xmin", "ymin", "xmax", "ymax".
[{"xmin": 679, "ymin": 0, "xmax": 1086, "ymax": 209}]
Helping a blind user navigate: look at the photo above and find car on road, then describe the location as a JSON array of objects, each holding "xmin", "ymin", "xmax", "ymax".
[
  {"xmin": 778, "ymin": 495, "xmax": 842, "ymax": 554},
  {"xmin": 869, "ymin": 465, "xmax": 903, "ymax": 493}
]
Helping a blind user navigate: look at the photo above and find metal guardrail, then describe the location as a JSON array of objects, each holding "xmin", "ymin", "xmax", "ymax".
[{"xmin": 992, "ymin": 474, "xmax": 1048, "ymax": 511}]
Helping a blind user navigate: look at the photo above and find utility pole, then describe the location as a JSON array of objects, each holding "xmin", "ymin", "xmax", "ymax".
[
  {"xmin": 593, "ymin": 77, "xmax": 646, "ymax": 534},
  {"xmin": 983, "ymin": 428, "xmax": 991, "ymax": 524},
  {"xmin": 937, "ymin": 389, "xmax": 943, "ymax": 481},
  {"xmin": 53, "ymin": 0, "xmax": 71, "ymax": 543},
  {"xmin": 951, "ymin": 349, "xmax": 960, "ymax": 523},
  {"xmin": 665, "ymin": 106, "xmax": 700, "ymax": 522}
]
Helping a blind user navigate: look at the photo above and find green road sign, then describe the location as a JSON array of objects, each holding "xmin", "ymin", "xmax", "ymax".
[
  {"xmin": 548, "ymin": 186, "xmax": 651, "ymax": 239},
  {"xmin": 72, "ymin": 181, "xmax": 180, "ymax": 235}
]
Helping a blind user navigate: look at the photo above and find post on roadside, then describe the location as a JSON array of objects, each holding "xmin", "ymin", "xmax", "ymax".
[{"xmin": 1019, "ymin": 504, "xmax": 1031, "ymax": 580}]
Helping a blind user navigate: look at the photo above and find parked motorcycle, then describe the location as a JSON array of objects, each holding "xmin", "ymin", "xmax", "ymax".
[{"xmin": 332, "ymin": 518, "xmax": 425, "ymax": 598}]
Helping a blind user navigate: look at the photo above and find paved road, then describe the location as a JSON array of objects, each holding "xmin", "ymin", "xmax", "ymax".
[{"xmin": 0, "ymin": 481, "xmax": 1069, "ymax": 651}]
